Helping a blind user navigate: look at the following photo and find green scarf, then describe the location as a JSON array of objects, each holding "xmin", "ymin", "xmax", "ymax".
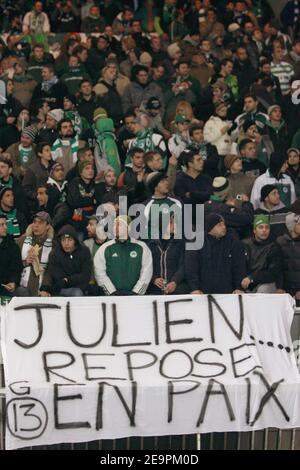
[
  {"xmin": 95, "ymin": 118, "xmax": 121, "ymax": 177},
  {"xmin": 0, "ymin": 176, "xmax": 13, "ymax": 190},
  {"xmin": 0, "ymin": 209, "xmax": 20, "ymax": 237},
  {"xmin": 51, "ymin": 136, "xmax": 79, "ymax": 164},
  {"xmin": 18, "ymin": 145, "xmax": 32, "ymax": 166}
]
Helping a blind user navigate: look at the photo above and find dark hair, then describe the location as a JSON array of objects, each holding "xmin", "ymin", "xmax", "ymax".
[
  {"xmin": 145, "ymin": 150, "xmax": 163, "ymax": 164},
  {"xmin": 78, "ymin": 147, "xmax": 92, "ymax": 160},
  {"xmin": 33, "ymin": 43, "xmax": 44, "ymax": 50},
  {"xmin": 43, "ymin": 63, "xmax": 55, "ymax": 74},
  {"xmin": 190, "ymin": 124, "xmax": 204, "ymax": 135},
  {"xmin": 128, "ymin": 147, "xmax": 145, "ymax": 159},
  {"xmin": 239, "ymin": 138, "xmax": 253, "ymax": 152},
  {"xmin": 244, "ymin": 93, "xmax": 257, "ymax": 101},
  {"xmin": 0, "ymin": 156, "xmax": 13, "ymax": 168},
  {"xmin": 180, "ymin": 149, "xmax": 199, "ymax": 168},
  {"xmin": 58, "ymin": 119, "xmax": 73, "ymax": 131},
  {"xmin": 175, "ymin": 59, "xmax": 190, "ymax": 69},
  {"xmin": 36, "ymin": 142, "xmax": 51, "ymax": 157},
  {"xmin": 80, "ymin": 78, "xmax": 92, "ymax": 87},
  {"xmin": 0, "ymin": 213, "xmax": 7, "ymax": 220},
  {"xmin": 220, "ymin": 58, "xmax": 233, "ymax": 67},
  {"xmin": 36, "ymin": 184, "xmax": 48, "ymax": 195},
  {"xmin": 124, "ymin": 110, "xmax": 136, "ymax": 119}
]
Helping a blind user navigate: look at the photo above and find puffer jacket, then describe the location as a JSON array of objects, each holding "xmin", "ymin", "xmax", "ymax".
[{"xmin": 276, "ymin": 233, "xmax": 300, "ymax": 293}]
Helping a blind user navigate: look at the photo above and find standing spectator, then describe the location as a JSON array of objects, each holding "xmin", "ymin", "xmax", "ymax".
[
  {"xmin": 81, "ymin": 5, "xmax": 106, "ymax": 33},
  {"xmin": 203, "ymin": 101, "xmax": 232, "ymax": 159},
  {"xmin": 271, "ymin": 46, "xmax": 294, "ymax": 96},
  {"xmin": 6, "ymin": 125, "xmax": 37, "ymax": 180},
  {"xmin": 51, "ymin": 0, "xmax": 80, "ymax": 33},
  {"xmin": 189, "ymin": 124, "xmax": 220, "ymax": 179},
  {"xmin": 265, "ymin": 104, "xmax": 292, "ymax": 156},
  {"xmin": 94, "ymin": 215, "xmax": 152, "ymax": 295},
  {"xmin": 250, "ymin": 152, "xmax": 296, "ymax": 210},
  {"xmin": 30, "ymin": 64, "xmax": 68, "ymax": 111},
  {"xmin": 77, "ymin": 79, "xmax": 101, "ymax": 125},
  {"xmin": 12, "ymin": 62, "xmax": 37, "ymax": 108},
  {"xmin": 239, "ymin": 138, "xmax": 267, "ymax": 177},
  {"xmin": 22, "ymin": 1, "xmax": 50, "ymax": 34},
  {"xmin": 185, "ymin": 213, "xmax": 246, "ymax": 294},
  {"xmin": 27, "ymin": 44, "xmax": 55, "ymax": 84},
  {"xmin": 0, "ymin": 156, "xmax": 29, "ymax": 218},
  {"xmin": 61, "ymin": 55, "xmax": 91, "ymax": 96},
  {"xmin": 242, "ymin": 215, "xmax": 282, "ymax": 293},
  {"xmin": 36, "ymin": 108, "xmax": 63, "ymax": 145},
  {"xmin": 40, "ymin": 224, "xmax": 92, "ymax": 297},
  {"xmin": 93, "ymin": 64, "xmax": 123, "ymax": 126},
  {"xmin": 224, "ymin": 154, "xmax": 255, "ymax": 200},
  {"xmin": 0, "ymin": 214, "xmax": 23, "ymax": 299},
  {"xmin": 168, "ymin": 114, "xmax": 191, "ymax": 158},
  {"xmin": 51, "ymin": 119, "xmax": 85, "ymax": 174},
  {"xmin": 286, "ymin": 148, "xmax": 300, "ymax": 198}
]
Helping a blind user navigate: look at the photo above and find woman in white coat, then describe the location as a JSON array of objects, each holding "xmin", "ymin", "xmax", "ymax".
[{"xmin": 203, "ymin": 101, "xmax": 232, "ymax": 158}]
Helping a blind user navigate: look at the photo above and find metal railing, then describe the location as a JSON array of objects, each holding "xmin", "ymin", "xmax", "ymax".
[{"xmin": 1, "ymin": 308, "xmax": 300, "ymax": 451}]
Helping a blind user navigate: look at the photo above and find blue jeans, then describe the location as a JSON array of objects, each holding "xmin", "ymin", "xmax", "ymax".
[{"xmin": 60, "ymin": 288, "xmax": 83, "ymax": 297}]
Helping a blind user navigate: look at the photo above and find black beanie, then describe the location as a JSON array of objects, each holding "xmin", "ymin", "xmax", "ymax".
[
  {"xmin": 260, "ymin": 184, "xmax": 277, "ymax": 202},
  {"xmin": 205, "ymin": 213, "xmax": 224, "ymax": 233}
]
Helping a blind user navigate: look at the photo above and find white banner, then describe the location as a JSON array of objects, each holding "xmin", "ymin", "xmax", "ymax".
[{"xmin": 1, "ymin": 294, "xmax": 300, "ymax": 450}]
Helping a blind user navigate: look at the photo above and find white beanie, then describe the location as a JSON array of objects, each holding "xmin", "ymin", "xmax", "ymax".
[
  {"xmin": 167, "ymin": 43, "xmax": 181, "ymax": 59},
  {"xmin": 47, "ymin": 108, "xmax": 64, "ymax": 122}
]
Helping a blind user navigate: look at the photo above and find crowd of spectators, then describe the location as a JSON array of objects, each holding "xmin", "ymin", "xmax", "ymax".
[{"xmin": 1, "ymin": 0, "xmax": 300, "ymax": 301}]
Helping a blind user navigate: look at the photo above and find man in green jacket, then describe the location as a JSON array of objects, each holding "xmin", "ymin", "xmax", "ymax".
[{"xmin": 94, "ymin": 215, "xmax": 153, "ymax": 295}]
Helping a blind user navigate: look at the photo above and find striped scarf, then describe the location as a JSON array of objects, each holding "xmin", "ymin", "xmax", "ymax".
[
  {"xmin": 0, "ymin": 209, "xmax": 20, "ymax": 238},
  {"xmin": 20, "ymin": 234, "xmax": 53, "ymax": 288},
  {"xmin": 51, "ymin": 136, "xmax": 79, "ymax": 164}
]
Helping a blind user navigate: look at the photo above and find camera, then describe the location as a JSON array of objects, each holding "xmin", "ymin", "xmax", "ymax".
[{"xmin": 236, "ymin": 194, "xmax": 243, "ymax": 201}]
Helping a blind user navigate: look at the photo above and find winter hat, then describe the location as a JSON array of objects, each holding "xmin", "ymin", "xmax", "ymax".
[
  {"xmin": 285, "ymin": 212, "xmax": 300, "ymax": 232},
  {"xmin": 215, "ymin": 100, "xmax": 227, "ymax": 113},
  {"xmin": 243, "ymin": 119, "xmax": 256, "ymax": 133},
  {"xmin": 47, "ymin": 108, "xmax": 64, "ymax": 122},
  {"xmin": 32, "ymin": 211, "xmax": 51, "ymax": 225},
  {"xmin": 175, "ymin": 114, "xmax": 191, "ymax": 124},
  {"xmin": 22, "ymin": 125, "xmax": 38, "ymax": 142},
  {"xmin": 253, "ymin": 214, "xmax": 270, "ymax": 228},
  {"xmin": 49, "ymin": 162, "xmax": 64, "ymax": 176},
  {"xmin": 228, "ymin": 23, "xmax": 240, "ymax": 33},
  {"xmin": 268, "ymin": 104, "xmax": 281, "ymax": 116},
  {"xmin": 287, "ymin": 148, "xmax": 300, "ymax": 157},
  {"xmin": 146, "ymin": 171, "xmax": 168, "ymax": 194},
  {"xmin": 205, "ymin": 213, "xmax": 224, "ymax": 233},
  {"xmin": 139, "ymin": 52, "xmax": 152, "ymax": 68},
  {"xmin": 146, "ymin": 96, "xmax": 161, "ymax": 110},
  {"xmin": 224, "ymin": 154, "xmax": 239, "ymax": 170},
  {"xmin": 260, "ymin": 184, "xmax": 277, "ymax": 202},
  {"xmin": 58, "ymin": 224, "xmax": 78, "ymax": 241},
  {"xmin": 212, "ymin": 176, "xmax": 230, "ymax": 200},
  {"xmin": 115, "ymin": 215, "xmax": 132, "ymax": 227},
  {"xmin": 93, "ymin": 107, "xmax": 108, "ymax": 122},
  {"xmin": 269, "ymin": 152, "xmax": 286, "ymax": 178},
  {"xmin": 79, "ymin": 160, "xmax": 93, "ymax": 174},
  {"xmin": 167, "ymin": 43, "xmax": 181, "ymax": 59}
]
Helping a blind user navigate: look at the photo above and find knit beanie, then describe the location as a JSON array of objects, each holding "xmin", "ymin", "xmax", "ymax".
[
  {"xmin": 224, "ymin": 154, "xmax": 239, "ymax": 170},
  {"xmin": 47, "ymin": 108, "xmax": 64, "ymax": 122},
  {"xmin": 205, "ymin": 213, "xmax": 224, "ymax": 233},
  {"xmin": 167, "ymin": 43, "xmax": 181, "ymax": 59},
  {"xmin": 146, "ymin": 172, "xmax": 168, "ymax": 194},
  {"xmin": 22, "ymin": 125, "xmax": 38, "ymax": 142},
  {"xmin": 260, "ymin": 184, "xmax": 277, "ymax": 202},
  {"xmin": 212, "ymin": 176, "xmax": 230, "ymax": 200},
  {"xmin": 93, "ymin": 107, "xmax": 108, "ymax": 122},
  {"xmin": 49, "ymin": 162, "xmax": 64, "ymax": 176},
  {"xmin": 254, "ymin": 214, "xmax": 270, "ymax": 228}
]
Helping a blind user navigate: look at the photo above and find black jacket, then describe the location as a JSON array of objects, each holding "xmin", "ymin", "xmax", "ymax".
[
  {"xmin": 204, "ymin": 199, "xmax": 254, "ymax": 238},
  {"xmin": 41, "ymin": 226, "xmax": 92, "ymax": 294},
  {"xmin": 243, "ymin": 237, "xmax": 282, "ymax": 288},
  {"xmin": 174, "ymin": 171, "xmax": 213, "ymax": 204},
  {"xmin": 30, "ymin": 80, "xmax": 68, "ymax": 111},
  {"xmin": 185, "ymin": 232, "xmax": 247, "ymax": 294},
  {"xmin": 0, "ymin": 235, "xmax": 23, "ymax": 286},
  {"xmin": 242, "ymin": 159, "xmax": 267, "ymax": 178},
  {"xmin": 148, "ymin": 238, "xmax": 185, "ymax": 285},
  {"xmin": 77, "ymin": 93, "xmax": 101, "ymax": 124},
  {"xmin": 276, "ymin": 233, "xmax": 300, "ymax": 293}
]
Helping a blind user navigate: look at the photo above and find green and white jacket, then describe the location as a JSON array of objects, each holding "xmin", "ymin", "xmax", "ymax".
[{"xmin": 94, "ymin": 238, "xmax": 153, "ymax": 295}]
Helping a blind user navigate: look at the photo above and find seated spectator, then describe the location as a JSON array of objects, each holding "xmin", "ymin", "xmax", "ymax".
[
  {"xmin": 36, "ymin": 108, "xmax": 63, "ymax": 145},
  {"xmin": 144, "ymin": 96, "xmax": 170, "ymax": 140},
  {"xmin": 16, "ymin": 211, "xmax": 54, "ymax": 296},
  {"xmin": 22, "ymin": 142, "xmax": 53, "ymax": 212},
  {"xmin": 94, "ymin": 116, "xmax": 121, "ymax": 177},
  {"xmin": 0, "ymin": 187, "xmax": 27, "ymax": 239},
  {"xmin": 77, "ymin": 79, "xmax": 102, "ymax": 125},
  {"xmin": 224, "ymin": 154, "xmax": 256, "ymax": 201},
  {"xmin": 239, "ymin": 138, "xmax": 267, "ymax": 177},
  {"xmin": 61, "ymin": 55, "xmax": 91, "ymax": 97},
  {"xmin": 94, "ymin": 168, "xmax": 118, "ymax": 205},
  {"xmin": 168, "ymin": 114, "xmax": 191, "ymax": 158},
  {"xmin": 93, "ymin": 63, "xmax": 124, "ymax": 127},
  {"xmin": 27, "ymin": 44, "xmax": 55, "ymax": 84},
  {"xmin": 6, "ymin": 125, "xmax": 37, "ymax": 180},
  {"xmin": 185, "ymin": 213, "xmax": 247, "ymax": 294},
  {"xmin": 234, "ymin": 93, "xmax": 268, "ymax": 136},
  {"xmin": 205, "ymin": 176, "xmax": 254, "ymax": 239},
  {"xmin": 94, "ymin": 215, "xmax": 153, "ymax": 296},
  {"xmin": 66, "ymin": 147, "xmax": 95, "ymax": 182},
  {"xmin": 254, "ymin": 184, "xmax": 289, "ymax": 240},
  {"xmin": 0, "ymin": 215, "xmax": 23, "ymax": 299},
  {"xmin": 0, "ymin": 156, "xmax": 29, "ymax": 218},
  {"xmin": 250, "ymin": 152, "xmax": 296, "ymax": 209},
  {"xmin": 67, "ymin": 160, "xmax": 97, "ymax": 236},
  {"xmin": 12, "ymin": 61, "xmax": 37, "ymax": 108},
  {"xmin": 286, "ymin": 148, "xmax": 300, "ymax": 198},
  {"xmin": 40, "ymin": 224, "xmax": 92, "ymax": 297},
  {"xmin": 148, "ymin": 215, "xmax": 187, "ymax": 295},
  {"xmin": 265, "ymin": 104, "xmax": 292, "ymax": 156},
  {"xmin": 84, "ymin": 215, "xmax": 108, "ymax": 295},
  {"xmin": 188, "ymin": 124, "xmax": 219, "ymax": 178},
  {"xmin": 0, "ymin": 79, "xmax": 23, "ymax": 128},
  {"xmin": 0, "ymin": 108, "xmax": 31, "ymax": 152},
  {"xmin": 242, "ymin": 215, "xmax": 282, "ymax": 293},
  {"xmin": 277, "ymin": 213, "xmax": 300, "ymax": 300}
]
